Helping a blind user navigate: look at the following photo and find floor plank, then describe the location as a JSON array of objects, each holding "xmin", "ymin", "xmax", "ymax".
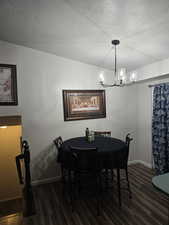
[{"xmin": 0, "ymin": 198, "xmax": 22, "ymax": 218}]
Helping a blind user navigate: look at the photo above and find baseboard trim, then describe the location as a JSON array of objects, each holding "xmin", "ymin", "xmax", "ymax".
[
  {"xmin": 32, "ymin": 160, "xmax": 152, "ymax": 187},
  {"xmin": 32, "ymin": 176, "xmax": 61, "ymax": 186},
  {"xmin": 128, "ymin": 160, "xmax": 152, "ymax": 169},
  {"xmin": 0, "ymin": 196, "xmax": 22, "ymax": 202}
]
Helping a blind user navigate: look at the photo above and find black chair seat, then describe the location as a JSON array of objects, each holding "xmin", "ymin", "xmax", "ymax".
[{"xmin": 53, "ymin": 136, "xmax": 75, "ymax": 198}]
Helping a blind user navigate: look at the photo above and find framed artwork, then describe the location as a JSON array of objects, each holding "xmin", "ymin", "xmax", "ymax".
[
  {"xmin": 0, "ymin": 64, "xmax": 18, "ymax": 105},
  {"xmin": 63, "ymin": 90, "xmax": 106, "ymax": 121}
]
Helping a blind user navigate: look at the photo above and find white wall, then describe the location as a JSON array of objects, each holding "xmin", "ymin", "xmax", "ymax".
[
  {"xmin": 0, "ymin": 40, "xmax": 137, "ymax": 181},
  {"xmin": 135, "ymin": 82, "xmax": 153, "ymax": 165},
  {"xmin": 134, "ymin": 57, "xmax": 169, "ymax": 81}
]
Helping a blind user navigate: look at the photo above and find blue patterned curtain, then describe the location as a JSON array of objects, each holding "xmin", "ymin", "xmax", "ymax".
[{"xmin": 152, "ymin": 83, "xmax": 169, "ymax": 175}]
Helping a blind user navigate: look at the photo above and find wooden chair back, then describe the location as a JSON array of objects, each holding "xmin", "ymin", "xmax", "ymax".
[
  {"xmin": 53, "ymin": 136, "xmax": 63, "ymax": 163},
  {"xmin": 94, "ymin": 131, "xmax": 111, "ymax": 137},
  {"xmin": 119, "ymin": 133, "xmax": 133, "ymax": 168}
]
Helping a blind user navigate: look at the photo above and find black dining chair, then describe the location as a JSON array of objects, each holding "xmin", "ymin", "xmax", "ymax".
[
  {"xmin": 53, "ymin": 136, "xmax": 65, "ymax": 179},
  {"xmin": 93, "ymin": 131, "xmax": 112, "ymax": 191},
  {"xmin": 53, "ymin": 136, "xmax": 75, "ymax": 199},
  {"xmin": 94, "ymin": 131, "xmax": 111, "ymax": 137},
  {"xmin": 70, "ymin": 146, "xmax": 102, "ymax": 215},
  {"xmin": 53, "ymin": 136, "xmax": 63, "ymax": 163},
  {"xmin": 104, "ymin": 133, "xmax": 133, "ymax": 207},
  {"xmin": 122, "ymin": 133, "xmax": 133, "ymax": 198}
]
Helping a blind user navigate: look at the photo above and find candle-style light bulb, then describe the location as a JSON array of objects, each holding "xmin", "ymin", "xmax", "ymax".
[
  {"xmin": 118, "ymin": 68, "xmax": 127, "ymax": 84},
  {"xmin": 130, "ymin": 71, "xmax": 137, "ymax": 82},
  {"xmin": 99, "ymin": 72, "xmax": 105, "ymax": 84}
]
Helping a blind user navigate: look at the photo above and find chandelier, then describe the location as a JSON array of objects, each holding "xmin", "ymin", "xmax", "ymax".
[{"xmin": 99, "ymin": 40, "xmax": 137, "ymax": 87}]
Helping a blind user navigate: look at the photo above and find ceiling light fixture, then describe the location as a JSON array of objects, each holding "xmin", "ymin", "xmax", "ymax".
[
  {"xmin": 99, "ymin": 40, "xmax": 137, "ymax": 87},
  {"xmin": 0, "ymin": 126, "xmax": 7, "ymax": 128}
]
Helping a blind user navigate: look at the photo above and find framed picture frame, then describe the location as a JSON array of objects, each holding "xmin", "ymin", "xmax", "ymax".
[
  {"xmin": 63, "ymin": 90, "xmax": 106, "ymax": 121},
  {"xmin": 0, "ymin": 64, "xmax": 18, "ymax": 105}
]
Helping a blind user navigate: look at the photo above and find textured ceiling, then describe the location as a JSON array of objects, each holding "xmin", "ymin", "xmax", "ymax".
[{"xmin": 0, "ymin": 0, "xmax": 169, "ymax": 71}]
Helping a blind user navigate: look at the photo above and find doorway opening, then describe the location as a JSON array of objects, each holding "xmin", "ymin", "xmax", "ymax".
[{"xmin": 0, "ymin": 116, "xmax": 22, "ymax": 218}]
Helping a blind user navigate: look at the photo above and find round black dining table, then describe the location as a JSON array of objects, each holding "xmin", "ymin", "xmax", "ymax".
[
  {"xmin": 62, "ymin": 136, "xmax": 127, "ymax": 157},
  {"xmin": 60, "ymin": 136, "xmax": 128, "ymax": 209}
]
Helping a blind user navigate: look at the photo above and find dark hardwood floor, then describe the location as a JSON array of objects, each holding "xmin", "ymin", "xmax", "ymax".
[
  {"xmin": 0, "ymin": 198, "xmax": 22, "ymax": 218},
  {"xmin": 0, "ymin": 213, "xmax": 23, "ymax": 225},
  {"xmin": 2, "ymin": 163, "xmax": 169, "ymax": 225}
]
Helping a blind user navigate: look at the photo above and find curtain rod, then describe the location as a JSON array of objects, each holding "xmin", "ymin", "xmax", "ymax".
[{"xmin": 148, "ymin": 82, "xmax": 169, "ymax": 88}]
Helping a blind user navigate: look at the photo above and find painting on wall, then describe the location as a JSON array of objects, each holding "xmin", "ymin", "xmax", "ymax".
[
  {"xmin": 63, "ymin": 90, "xmax": 106, "ymax": 121},
  {"xmin": 0, "ymin": 64, "xmax": 18, "ymax": 105}
]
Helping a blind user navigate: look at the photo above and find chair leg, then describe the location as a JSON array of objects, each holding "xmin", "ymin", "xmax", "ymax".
[
  {"xmin": 96, "ymin": 186, "xmax": 100, "ymax": 216},
  {"xmin": 61, "ymin": 166, "xmax": 66, "ymax": 196},
  {"xmin": 105, "ymin": 168, "xmax": 109, "ymax": 190},
  {"xmin": 97, "ymin": 174, "xmax": 102, "ymax": 216},
  {"xmin": 110, "ymin": 169, "xmax": 114, "ymax": 201},
  {"xmin": 77, "ymin": 173, "xmax": 81, "ymax": 195},
  {"xmin": 117, "ymin": 168, "xmax": 121, "ymax": 208},
  {"xmin": 111, "ymin": 169, "xmax": 114, "ymax": 182},
  {"xmin": 125, "ymin": 167, "xmax": 132, "ymax": 199},
  {"xmin": 68, "ymin": 170, "xmax": 74, "ymax": 211}
]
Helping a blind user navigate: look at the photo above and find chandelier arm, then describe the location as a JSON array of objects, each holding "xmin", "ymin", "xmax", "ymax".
[
  {"xmin": 99, "ymin": 81, "xmax": 122, "ymax": 87},
  {"xmin": 115, "ymin": 44, "xmax": 117, "ymax": 81}
]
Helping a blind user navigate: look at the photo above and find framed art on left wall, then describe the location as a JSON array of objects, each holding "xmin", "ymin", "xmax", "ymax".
[{"xmin": 0, "ymin": 64, "xmax": 18, "ymax": 105}]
